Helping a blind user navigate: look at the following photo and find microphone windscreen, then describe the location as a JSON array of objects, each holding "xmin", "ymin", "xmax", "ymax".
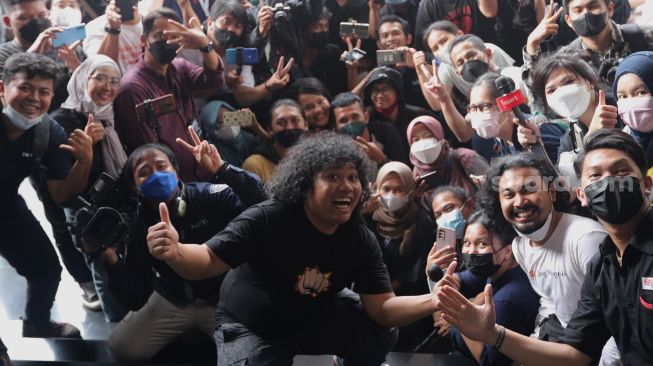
[{"xmin": 495, "ymin": 76, "xmax": 515, "ymax": 94}]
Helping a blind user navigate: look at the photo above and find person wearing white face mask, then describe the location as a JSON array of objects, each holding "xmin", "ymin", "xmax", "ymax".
[
  {"xmin": 476, "ymin": 152, "xmax": 621, "ymax": 365},
  {"xmin": 49, "ymin": 0, "xmax": 83, "ymax": 28},
  {"xmin": 199, "ymin": 100, "xmax": 271, "ymax": 168},
  {"xmin": 407, "ymin": 115, "xmax": 489, "ymax": 200},
  {"xmin": 517, "ymin": 54, "xmax": 619, "ymax": 193},
  {"xmin": 365, "ymin": 161, "xmax": 437, "ymax": 350},
  {"xmin": 468, "ymin": 73, "xmax": 564, "ymax": 163},
  {"xmin": 613, "ymin": 51, "xmax": 653, "ymax": 167}
]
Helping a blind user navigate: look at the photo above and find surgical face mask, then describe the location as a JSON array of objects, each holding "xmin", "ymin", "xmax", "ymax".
[
  {"xmin": 50, "ymin": 7, "xmax": 83, "ymax": 28},
  {"xmin": 83, "ymin": 89, "xmax": 112, "ymax": 115},
  {"xmin": 546, "ymin": 83, "xmax": 591, "ymax": 119},
  {"xmin": 215, "ymin": 125, "xmax": 241, "ymax": 141},
  {"xmin": 515, "ymin": 211, "xmax": 553, "ymax": 242},
  {"xmin": 411, "ymin": 138, "xmax": 442, "ymax": 164},
  {"xmin": 308, "ymin": 31, "xmax": 329, "ymax": 49},
  {"xmin": 19, "ymin": 18, "xmax": 52, "ymax": 44},
  {"xmin": 461, "ymin": 59, "xmax": 489, "ymax": 83},
  {"xmin": 571, "ymin": 11, "xmax": 608, "ymax": 37},
  {"xmin": 139, "ymin": 171, "xmax": 178, "ymax": 202},
  {"xmin": 618, "ymin": 96, "xmax": 653, "ymax": 133},
  {"xmin": 380, "ymin": 193, "xmax": 410, "ymax": 212},
  {"xmin": 214, "ymin": 29, "xmax": 240, "ymax": 49},
  {"xmin": 275, "ymin": 128, "xmax": 304, "ymax": 148},
  {"xmin": 584, "ymin": 176, "xmax": 644, "ymax": 224},
  {"xmin": 338, "ymin": 121, "xmax": 366, "ymax": 137},
  {"xmin": 3, "ymin": 104, "xmax": 45, "ymax": 130},
  {"xmin": 149, "ymin": 40, "xmax": 179, "ymax": 65},
  {"xmin": 470, "ymin": 110, "xmax": 501, "ymax": 139},
  {"xmin": 436, "ymin": 208, "xmax": 466, "ymax": 239},
  {"xmin": 462, "ymin": 245, "xmax": 508, "ymax": 278}
]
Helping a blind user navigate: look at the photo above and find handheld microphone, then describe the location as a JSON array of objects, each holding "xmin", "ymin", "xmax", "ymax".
[
  {"xmin": 415, "ymin": 263, "xmax": 446, "ymax": 352},
  {"xmin": 494, "ymin": 76, "xmax": 554, "ymax": 166}
]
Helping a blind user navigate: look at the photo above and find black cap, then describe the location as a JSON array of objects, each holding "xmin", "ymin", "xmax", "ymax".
[{"xmin": 363, "ymin": 66, "xmax": 404, "ymax": 104}]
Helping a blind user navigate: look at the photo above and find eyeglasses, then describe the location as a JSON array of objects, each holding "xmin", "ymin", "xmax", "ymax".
[
  {"xmin": 467, "ymin": 102, "xmax": 495, "ymax": 113},
  {"xmin": 370, "ymin": 86, "xmax": 394, "ymax": 97},
  {"xmin": 89, "ymin": 73, "xmax": 120, "ymax": 88}
]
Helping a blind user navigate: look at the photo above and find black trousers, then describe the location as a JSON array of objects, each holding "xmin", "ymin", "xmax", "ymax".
[
  {"xmin": 29, "ymin": 176, "xmax": 92, "ymax": 284},
  {"xmin": 214, "ymin": 289, "xmax": 398, "ymax": 366},
  {"xmin": 0, "ymin": 195, "xmax": 62, "ymax": 324}
]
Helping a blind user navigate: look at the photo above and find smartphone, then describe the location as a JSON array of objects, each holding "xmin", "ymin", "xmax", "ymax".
[
  {"xmin": 417, "ymin": 170, "xmax": 442, "ymax": 190},
  {"xmin": 225, "ymin": 47, "xmax": 259, "ymax": 65},
  {"xmin": 376, "ymin": 50, "xmax": 406, "ymax": 66},
  {"xmin": 116, "ymin": 0, "xmax": 136, "ymax": 22},
  {"xmin": 223, "ymin": 110, "xmax": 254, "ymax": 128},
  {"xmin": 135, "ymin": 94, "xmax": 176, "ymax": 122},
  {"xmin": 343, "ymin": 48, "xmax": 366, "ymax": 65},
  {"xmin": 339, "ymin": 22, "xmax": 369, "ymax": 39},
  {"xmin": 52, "ymin": 24, "xmax": 86, "ymax": 48},
  {"xmin": 435, "ymin": 227, "xmax": 456, "ymax": 251}
]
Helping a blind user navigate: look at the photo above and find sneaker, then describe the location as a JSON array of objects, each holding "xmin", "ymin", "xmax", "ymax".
[
  {"xmin": 0, "ymin": 352, "xmax": 11, "ymax": 366},
  {"xmin": 22, "ymin": 320, "xmax": 81, "ymax": 338},
  {"xmin": 80, "ymin": 281, "xmax": 101, "ymax": 311}
]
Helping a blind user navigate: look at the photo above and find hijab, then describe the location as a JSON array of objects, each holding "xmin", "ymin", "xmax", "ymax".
[
  {"xmin": 406, "ymin": 116, "xmax": 481, "ymax": 196},
  {"xmin": 61, "ymin": 55, "xmax": 127, "ymax": 178},
  {"xmin": 372, "ymin": 161, "xmax": 419, "ymax": 243}
]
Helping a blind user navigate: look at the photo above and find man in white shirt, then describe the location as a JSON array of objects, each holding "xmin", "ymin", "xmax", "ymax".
[
  {"xmin": 83, "ymin": 0, "xmax": 144, "ymax": 74},
  {"xmin": 477, "ymin": 152, "xmax": 620, "ymax": 365}
]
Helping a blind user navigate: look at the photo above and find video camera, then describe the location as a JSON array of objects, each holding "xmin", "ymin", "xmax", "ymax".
[{"xmin": 69, "ymin": 173, "xmax": 135, "ymax": 257}]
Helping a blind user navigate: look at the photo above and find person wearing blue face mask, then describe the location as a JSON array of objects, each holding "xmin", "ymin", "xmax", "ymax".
[
  {"xmin": 425, "ymin": 185, "xmax": 474, "ymax": 275},
  {"xmin": 90, "ymin": 135, "xmax": 265, "ymax": 362}
]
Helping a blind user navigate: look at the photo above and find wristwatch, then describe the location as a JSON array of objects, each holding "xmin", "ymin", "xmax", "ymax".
[
  {"xmin": 200, "ymin": 41, "xmax": 214, "ymax": 53},
  {"xmin": 104, "ymin": 25, "xmax": 121, "ymax": 35}
]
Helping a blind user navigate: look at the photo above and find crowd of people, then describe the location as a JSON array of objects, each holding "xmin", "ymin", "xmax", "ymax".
[{"xmin": 0, "ymin": 0, "xmax": 652, "ymax": 364}]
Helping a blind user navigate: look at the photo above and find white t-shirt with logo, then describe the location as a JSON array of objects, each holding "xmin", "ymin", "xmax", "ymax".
[
  {"xmin": 83, "ymin": 15, "xmax": 143, "ymax": 74},
  {"xmin": 512, "ymin": 213, "xmax": 607, "ymax": 327}
]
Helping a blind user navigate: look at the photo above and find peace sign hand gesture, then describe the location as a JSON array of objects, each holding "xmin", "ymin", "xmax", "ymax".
[
  {"xmin": 424, "ymin": 60, "xmax": 450, "ymax": 102},
  {"xmin": 265, "ymin": 56, "xmax": 294, "ymax": 92},
  {"xmin": 176, "ymin": 126, "xmax": 225, "ymax": 174}
]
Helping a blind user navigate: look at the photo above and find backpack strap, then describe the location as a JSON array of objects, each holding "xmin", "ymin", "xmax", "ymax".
[
  {"xmin": 620, "ymin": 24, "xmax": 647, "ymax": 53},
  {"xmin": 32, "ymin": 115, "xmax": 50, "ymax": 162}
]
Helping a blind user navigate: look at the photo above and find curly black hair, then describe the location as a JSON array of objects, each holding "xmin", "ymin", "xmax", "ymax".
[
  {"xmin": 476, "ymin": 152, "xmax": 570, "ymax": 230},
  {"xmin": 266, "ymin": 131, "xmax": 373, "ymax": 210}
]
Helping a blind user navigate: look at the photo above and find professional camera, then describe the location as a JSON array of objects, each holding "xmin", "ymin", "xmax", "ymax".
[
  {"xmin": 272, "ymin": 2, "xmax": 291, "ymax": 22},
  {"xmin": 69, "ymin": 173, "xmax": 135, "ymax": 257}
]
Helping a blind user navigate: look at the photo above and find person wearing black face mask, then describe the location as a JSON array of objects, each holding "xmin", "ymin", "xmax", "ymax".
[
  {"xmin": 522, "ymin": 0, "xmax": 653, "ymax": 90},
  {"xmin": 431, "ymin": 129, "xmax": 653, "ymax": 366},
  {"xmin": 431, "ymin": 211, "xmax": 539, "ymax": 366},
  {"xmin": 242, "ymin": 99, "xmax": 308, "ymax": 183},
  {"xmin": 114, "ymin": 8, "xmax": 224, "ymax": 183}
]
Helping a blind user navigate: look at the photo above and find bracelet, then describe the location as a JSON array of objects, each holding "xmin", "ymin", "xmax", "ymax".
[
  {"xmin": 493, "ymin": 325, "xmax": 506, "ymax": 350},
  {"xmin": 104, "ymin": 25, "xmax": 121, "ymax": 35},
  {"xmin": 215, "ymin": 162, "xmax": 230, "ymax": 179}
]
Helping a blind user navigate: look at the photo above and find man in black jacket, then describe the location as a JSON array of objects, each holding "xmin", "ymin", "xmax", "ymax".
[{"xmin": 96, "ymin": 139, "xmax": 265, "ymax": 361}]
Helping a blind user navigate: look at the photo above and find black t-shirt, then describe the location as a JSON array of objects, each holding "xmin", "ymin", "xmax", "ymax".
[
  {"xmin": 0, "ymin": 118, "xmax": 71, "ymax": 208},
  {"xmin": 415, "ymin": 0, "xmax": 498, "ymax": 47},
  {"xmin": 206, "ymin": 200, "xmax": 392, "ymax": 338}
]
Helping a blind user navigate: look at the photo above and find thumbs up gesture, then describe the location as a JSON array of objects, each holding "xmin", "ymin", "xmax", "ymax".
[
  {"xmin": 147, "ymin": 202, "xmax": 180, "ymax": 261},
  {"xmin": 589, "ymin": 90, "xmax": 618, "ymax": 135}
]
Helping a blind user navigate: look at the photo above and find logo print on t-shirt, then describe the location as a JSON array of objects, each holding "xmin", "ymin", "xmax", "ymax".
[{"xmin": 295, "ymin": 266, "xmax": 331, "ymax": 298}]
